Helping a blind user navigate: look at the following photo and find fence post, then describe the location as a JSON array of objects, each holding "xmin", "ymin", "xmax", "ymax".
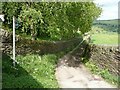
[{"xmin": 13, "ymin": 16, "xmax": 16, "ymax": 67}]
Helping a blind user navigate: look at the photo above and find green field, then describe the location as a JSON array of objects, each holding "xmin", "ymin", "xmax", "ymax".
[
  {"xmin": 94, "ymin": 19, "xmax": 119, "ymax": 25},
  {"xmin": 93, "ymin": 19, "xmax": 119, "ymax": 33},
  {"xmin": 91, "ymin": 33, "xmax": 119, "ymax": 45},
  {"xmin": 91, "ymin": 19, "xmax": 119, "ymax": 45}
]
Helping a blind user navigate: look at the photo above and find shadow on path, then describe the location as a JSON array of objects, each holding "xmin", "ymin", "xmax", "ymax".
[
  {"xmin": 55, "ymin": 41, "xmax": 116, "ymax": 88},
  {"xmin": 56, "ymin": 41, "xmax": 90, "ymax": 67}
]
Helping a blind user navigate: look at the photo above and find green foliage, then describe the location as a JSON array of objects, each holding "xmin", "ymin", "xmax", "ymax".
[
  {"xmin": 66, "ymin": 2, "xmax": 101, "ymax": 34},
  {"xmin": 85, "ymin": 61, "xmax": 119, "ymax": 85},
  {"xmin": 2, "ymin": 2, "xmax": 23, "ymax": 27},
  {"xmin": 93, "ymin": 19, "xmax": 119, "ymax": 33},
  {"xmin": 19, "ymin": 7, "xmax": 43, "ymax": 36},
  {"xmin": 2, "ymin": 54, "xmax": 59, "ymax": 88},
  {"xmin": 2, "ymin": 2, "xmax": 102, "ymax": 40},
  {"xmin": 90, "ymin": 26, "xmax": 105, "ymax": 34}
]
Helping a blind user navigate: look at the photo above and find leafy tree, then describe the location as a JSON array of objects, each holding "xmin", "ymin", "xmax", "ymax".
[
  {"xmin": 2, "ymin": 2, "xmax": 23, "ymax": 28},
  {"xmin": 2, "ymin": 2, "xmax": 102, "ymax": 40},
  {"xmin": 19, "ymin": 7, "xmax": 43, "ymax": 40}
]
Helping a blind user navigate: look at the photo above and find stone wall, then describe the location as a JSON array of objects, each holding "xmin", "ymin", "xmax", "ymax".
[
  {"xmin": 16, "ymin": 37, "xmax": 82, "ymax": 55},
  {"xmin": 89, "ymin": 44, "xmax": 120, "ymax": 76},
  {"xmin": 1, "ymin": 29, "xmax": 82, "ymax": 55},
  {"xmin": 1, "ymin": 29, "xmax": 119, "ymax": 76}
]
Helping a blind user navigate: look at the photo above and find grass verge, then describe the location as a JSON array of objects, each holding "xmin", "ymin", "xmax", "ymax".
[
  {"xmin": 2, "ymin": 53, "xmax": 65, "ymax": 88},
  {"xmin": 85, "ymin": 61, "xmax": 119, "ymax": 86}
]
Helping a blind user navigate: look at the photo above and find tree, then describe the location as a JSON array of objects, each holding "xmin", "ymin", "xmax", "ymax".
[
  {"xmin": 19, "ymin": 7, "xmax": 43, "ymax": 40},
  {"xmin": 2, "ymin": 2, "xmax": 102, "ymax": 40},
  {"xmin": 2, "ymin": 2, "xmax": 23, "ymax": 28}
]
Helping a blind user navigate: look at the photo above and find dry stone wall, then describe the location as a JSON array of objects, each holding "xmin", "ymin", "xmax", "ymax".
[
  {"xmin": 1, "ymin": 29, "xmax": 119, "ymax": 76},
  {"xmin": 15, "ymin": 37, "xmax": 82, "ymax": 55},
  {"xmin": 89, "ymin": 44, "xmax": 120, "ymax": 76},
  {"xmin": 1, "ymin": 29, "xmax": 82, "ymax": 55}
]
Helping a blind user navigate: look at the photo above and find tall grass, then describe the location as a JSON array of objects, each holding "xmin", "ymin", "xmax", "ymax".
[{"xmin": 2, "ymin": 53, "xmax": 62, "ymax": 88}]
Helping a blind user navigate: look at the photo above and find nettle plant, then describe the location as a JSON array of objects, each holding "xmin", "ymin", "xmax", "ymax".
[{"xmin": 19, "ymin": 7, "xmax": 43, "ymax": 40}]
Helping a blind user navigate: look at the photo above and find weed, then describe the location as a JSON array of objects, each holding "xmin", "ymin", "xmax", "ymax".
[
  {"xmin": 2, "ymin": 54, "xmax": 60, "ymax": 88},
  {"xmin": 85, "ymin": 61, "xmax": 119, "ymax": 86}
]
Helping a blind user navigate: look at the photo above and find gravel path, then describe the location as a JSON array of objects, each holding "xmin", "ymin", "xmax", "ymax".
[{"xmin": 55, "ymin": 56, "xmax": 116, "ymax": 89}]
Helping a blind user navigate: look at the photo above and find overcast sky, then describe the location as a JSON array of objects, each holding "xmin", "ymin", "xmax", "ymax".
[{"xmin": 94, "ymin": 0, "xmax": 119, "ymax": 20}]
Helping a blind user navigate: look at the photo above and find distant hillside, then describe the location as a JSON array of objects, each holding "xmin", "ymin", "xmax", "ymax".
[{"xmin": 93, "ymin": 19, "xmax": 119, "ymax": 33}]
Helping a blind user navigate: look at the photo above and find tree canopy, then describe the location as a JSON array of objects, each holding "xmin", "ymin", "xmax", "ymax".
[{"xmin": 2, "ymin": 2, "xmax": 102, "ymax": 40}]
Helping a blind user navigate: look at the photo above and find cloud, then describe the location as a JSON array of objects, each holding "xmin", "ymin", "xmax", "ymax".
[{"xmin": 94, "ymin": 0, "xmax": 119, "ymax": 20}]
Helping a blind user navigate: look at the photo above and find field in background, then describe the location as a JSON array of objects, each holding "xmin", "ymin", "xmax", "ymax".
[
  {"xmin": 93, "ymin": 19, "xmax": 119, "ymax": 33},
  {"xmin": 94, "ymin": 19, "xmax": 118, "ymax": 25},
  {"xmin": 91, "ymin": 33, "xmax": 118, "ymax": 45},
  {"xmin": 91, "ymin": 19, "xmax": 119, "ymax": 45}
]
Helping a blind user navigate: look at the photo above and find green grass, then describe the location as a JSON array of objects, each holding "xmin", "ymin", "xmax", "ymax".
[
  {"xmin": 2, "ymin": 53, "xmax": 64, "ymax": 88},
  {"xmin": 94, "ymin": 19, "xmax": 119, "ymax": 25},
  {"xmin": 85, "ymin": 61, "xmax": 119, "ymax": 86},
  {"xmin": 91, "ymin": 33, "xmax": 119, "ymax": 45}
]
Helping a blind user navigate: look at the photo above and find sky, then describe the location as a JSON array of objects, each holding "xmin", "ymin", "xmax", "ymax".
[{"xmin": 94, "ymin": 0, "xmax": 119, "ymax": 20}]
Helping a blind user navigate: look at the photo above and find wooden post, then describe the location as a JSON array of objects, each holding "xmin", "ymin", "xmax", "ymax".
[{"xmin": 13, "ymin": 16, "xmax": 16, "ymax": 66}]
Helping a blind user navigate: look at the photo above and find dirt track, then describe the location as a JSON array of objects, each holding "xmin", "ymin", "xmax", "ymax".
[{"xmin": 55, "ymin": 57, "xmax": 116, "ymax": 89}]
